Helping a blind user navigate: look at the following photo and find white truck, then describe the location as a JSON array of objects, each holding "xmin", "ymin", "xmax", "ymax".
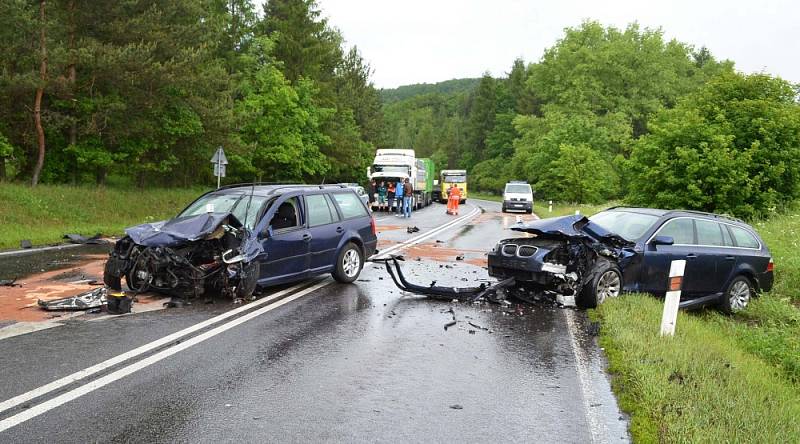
[{"xmin": 367, "ymin": 149, "xmax": 432, "ymax": 210}]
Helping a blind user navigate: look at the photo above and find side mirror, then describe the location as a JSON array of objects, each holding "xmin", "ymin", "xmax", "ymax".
[
  {"xmin": 651, "ymin": 235, "xmax": 674, "ymax": 246},
  {"xmin": 261, "ymin": 225, "xmax": 273, "ymax": 238}
]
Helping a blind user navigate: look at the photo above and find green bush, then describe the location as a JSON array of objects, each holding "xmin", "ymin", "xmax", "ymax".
[{"xmin": 627, "ymin": 73, "xmax": 800, "ymax": 219}]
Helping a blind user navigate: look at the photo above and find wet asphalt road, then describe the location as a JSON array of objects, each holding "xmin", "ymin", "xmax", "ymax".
[{"xmin": 0, "ymin": 200, "xmax": 629, "ymax": 443}]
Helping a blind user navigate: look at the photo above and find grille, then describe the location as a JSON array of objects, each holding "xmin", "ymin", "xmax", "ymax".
[
  {"xmin": 511, "ymin": 197, "xmax": 527, "ymax": 202},
  {"xmin": 502, "ymin": 244, "xmax": 518, "ymax": 256},
  {"xmin": 518, "ymin": 245, "xmax": 537, "ymax": 257}
]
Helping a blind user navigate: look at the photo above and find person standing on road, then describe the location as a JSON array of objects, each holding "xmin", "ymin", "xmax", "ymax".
[
  {"xmin": 387, "ymin": 182, "xmax": 396, "ymax": 212},
  {"xmin": 395, "ymin": 179, "xmax": 405, "ymax": 217},
  {"xmin": 377, "ymin": 181, "xmax": 388, "ymax": 211},
  {"xmin": 368, "ymin": 179, "xmax": 376, "ymax": 208},
  {"xmin": 403, "ymin": 178, "xmax": 413, "ymax": 218}
]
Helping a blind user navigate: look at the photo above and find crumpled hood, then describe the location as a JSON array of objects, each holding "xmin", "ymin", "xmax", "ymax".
[
  {"xmin": 125, "ymin": 212, "xmax": 243, "ymax": 247},
  {"xmin": 511, "ymin": 215, "xmax": 634, "ymax": 248}
]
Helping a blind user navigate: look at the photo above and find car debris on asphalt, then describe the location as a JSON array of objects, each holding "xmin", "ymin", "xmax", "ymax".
[
  {"xmin": 0, "ymin": 278, "xmax": 19, "ymax": 287},
  {"xmin": 37, "ymin": 287, "xmax": 108, "ymax": 311},
  {"xmin": 63, "ymin": 233, "xmax": 111, "ymax": 245}
]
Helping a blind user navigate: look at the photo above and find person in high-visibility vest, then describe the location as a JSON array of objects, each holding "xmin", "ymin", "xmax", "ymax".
[{"xmin": 446, "ymin": 183, "xmax": 461, "ymax": 215}]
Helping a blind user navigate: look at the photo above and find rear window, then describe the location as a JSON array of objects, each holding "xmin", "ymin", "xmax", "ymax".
[
  {"xmin": 505, "ymin": 184, "xmax": 531, "ymax": 194},
  {"xmin": 658, "ymin": 218, "xmax": 695, "ymax": 244},
  {"xmin": 332, "ymin": 192, "xmax": 368, "ymax": 219},
  {"xmin": 695, "ymin": 219, "xmax": 725, "ymax": 246},
  {"xmin": 729, "ymin": 226, "xmax": 760, "ymax": 249}
]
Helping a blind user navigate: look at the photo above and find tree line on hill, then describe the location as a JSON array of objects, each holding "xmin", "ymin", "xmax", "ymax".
[
  {"xmin": 382, "ymin": 22, "xmax": 800, "ymax": 219},
  {"xmin": 0, "ymin": 0, "xmax": 382, "ymax": 187},
  {"xmin": 1, "ymin": 2, "xmax": 798, "ymax": 219}
]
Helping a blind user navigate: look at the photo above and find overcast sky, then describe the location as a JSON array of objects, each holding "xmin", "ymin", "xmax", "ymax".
[{"xmin": 316, "ymin": 0, "xmax": 800, "ymax": 89}]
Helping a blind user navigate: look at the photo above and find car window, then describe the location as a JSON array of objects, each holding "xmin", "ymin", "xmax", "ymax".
[
  {"xmin": 658, "ymin": 218, "xmax": 695, "ymax": 244},
  {"xmin": 332, "ymin": 192, "xmax": 368, "ymax": 219},
  {"xmin": 589, "ymin": 211, "xmax": 659, "ymax": 241},
  {"xmin": 730, "ymin": 226, "xmax": 760, "ymax": 249},
  {"xmin": 180, "ymin": 193, "xmax": 268, "ymax": 230},
  {"xmin": 325, "ymin": 194, "xmax": 341, "ymax": 221},
  {"xmin": 695, "ymin": 219, "xmax": 725, "ymax": 246},
  {"xmin": 270, "ymin": 197, "xmax": 301, "ymax": 231},
  {"xmin": 307, "ymin": 194, "xmax": 335, "ymax": 227},
  {"xmin": 721, "ymin": 224, "xmax": 735, "ymax": 246},
  {"xmin": 505, "ymin": 184, "xmax": 531, "ymax": 194}
]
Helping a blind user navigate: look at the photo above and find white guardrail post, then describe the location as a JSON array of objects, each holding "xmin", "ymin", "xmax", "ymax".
[{"xmin": 660, "ymin": 259, "xmax": 686, "ymax": 336}]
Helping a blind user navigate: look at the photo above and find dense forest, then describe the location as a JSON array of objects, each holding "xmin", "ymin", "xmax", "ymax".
[
  {"xmin": 1, "ymin": 1, "xmax": 798, "ymax": 218},
  {"xmin": 381, "ymin": 23, "xmax": 800, "ymax": 218},
  {"xmin": 0, "ymin": 0, "xmax": 383, "ymax": 186}
]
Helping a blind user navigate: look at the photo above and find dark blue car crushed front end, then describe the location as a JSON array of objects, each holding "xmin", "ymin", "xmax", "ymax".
[{"xmin": 488, "ymin": 209, "xmax": 775, "ymax": 311}]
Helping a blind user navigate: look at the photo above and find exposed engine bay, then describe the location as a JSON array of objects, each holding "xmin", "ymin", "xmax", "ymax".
[
  {"xmin": 486, "ymin": 215, "xmax": 634, "ymax": 307},
  {"xmin": 103, "ymin": 212, "xmax": 260, "ymax": 301}
]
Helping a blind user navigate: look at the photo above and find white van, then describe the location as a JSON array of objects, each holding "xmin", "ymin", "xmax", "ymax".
[{"xmin": 502, "ymin": 181, "xmax": 533, "ymax": 214}]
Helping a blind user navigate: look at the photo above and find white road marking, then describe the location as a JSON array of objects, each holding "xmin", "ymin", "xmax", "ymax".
[
  {"xmin": 0, "ymin": 279, "xmax": 331, "ymax": 433},
  {"xmin": 0, "ymin": 278, "xmax": 322, "ymax": 415},
  {"xmin": 563, "ymin": 309, "xmax": 609, "ymax": 444},
  {"xmin": 0, "ymin": 205, "xmax": 483, "ymax": 431}
]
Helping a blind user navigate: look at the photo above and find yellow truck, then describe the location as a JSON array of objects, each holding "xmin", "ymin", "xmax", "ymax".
[{"xmin": 434, "ymin": 169, "xmax": 468, "ymax": 204}]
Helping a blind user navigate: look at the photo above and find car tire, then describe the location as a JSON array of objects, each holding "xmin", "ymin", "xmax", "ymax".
[
  {"xmin": 577, "ymin": 259, "xmax": 622, "ymax": 309},
  {"xmin": 501, "ymin": 205, "xmax": 507, "ymax": 213},
  {"xmin": 720, "ymin": 275, "xmax": 753, "ymax": 314},
  {"xmin": 333, "ymin": 242, "xmax": 363, "ymax": 283},
  {"xmin": 236, "ymin": 261, "xmax": 260, "ymax": 300},
  {"xmin": 526, "ymin": 209, "xmax": 533, "ymax": 214}
]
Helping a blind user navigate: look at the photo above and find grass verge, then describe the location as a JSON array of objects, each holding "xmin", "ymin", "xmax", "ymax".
[
  {"xmin": 0, "ymin": 183, "xmax": 207, "ymax": 249},
  {"xmin": 596, "ymin": 295, "xmax": 800, "ymax": 442}
]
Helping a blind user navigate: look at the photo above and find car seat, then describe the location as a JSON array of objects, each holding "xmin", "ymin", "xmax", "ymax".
[{"xmin": 271, "ymin": 202, "xmax": 297, "ymax": 230}]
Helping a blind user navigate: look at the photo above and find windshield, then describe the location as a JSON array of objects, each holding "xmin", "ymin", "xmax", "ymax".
[
  {"xmin": 589, "ymin": 211, "xmax": 659, "ymax": 241},
  {"xmin": 443, "ymin": 175, "xmax": 466, "ymax": 183},
  {"xmin": 373, "ymin": 165, "xmax": 410, "ymax": 175},
  {"xmin": 505, "ymin": 184, "xmax": 531, "ymax": 194},
  {"xmin": 179, "ymin": 193, "xmax": 270, "ymax": 229}
]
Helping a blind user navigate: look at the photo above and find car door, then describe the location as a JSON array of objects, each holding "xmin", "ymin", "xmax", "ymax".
[
  {"xmin": 257, "ymin": 195, "xmax": 310, "ymax": 284},
  {"xmin": 694, "ymin": 218, "xmax": 735, "ymax": 295},
  {"xmin": 306, "ymin": 193, "xmax": 344, "ymax": 274},
  {"xmin": 641, "ymin": 217, "xmax": 709, "ymax": 297}
]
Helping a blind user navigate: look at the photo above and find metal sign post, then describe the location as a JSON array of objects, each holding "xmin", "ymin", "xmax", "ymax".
[
  {"xmin": 660, "ymin": 259, "xmax": 686, "ymax": 336},
  {"xmin": 210, "ymin": 146, "xmax": 228, "ymax": 189}
]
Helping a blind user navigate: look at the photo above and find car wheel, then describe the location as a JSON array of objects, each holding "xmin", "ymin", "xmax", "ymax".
[
  {"xmin": 577, "ymin": 260, "xmax": 622, "ymax": 308},
  {"xmin": 720, "ymin": 276, "xmax": 753, "ymax": 314},
  {"xmin": 236, "ymin": 262, "xmax": 260, "ymax": 300},
  {"xmin": 333, "ymin": 242, "xmax": 363, "ymax": 283},
  {"xmin": 501, "ymin": 205, "xmax": 507, "ymax": 213}
]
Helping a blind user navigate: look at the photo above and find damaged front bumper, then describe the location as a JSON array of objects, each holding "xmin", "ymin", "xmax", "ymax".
[{"xmin": 103, "ymin": 212, "xmax": 262, "ymax": 300}]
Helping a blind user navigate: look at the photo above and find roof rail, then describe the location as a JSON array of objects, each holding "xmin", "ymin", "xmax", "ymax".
[
  {"xmin": 670, "ymin": 209, "xmax": 743, "ymax": 223},
  {"xmin": 213, "ymin": 182, "xmax": 348, "ymax": 193}
]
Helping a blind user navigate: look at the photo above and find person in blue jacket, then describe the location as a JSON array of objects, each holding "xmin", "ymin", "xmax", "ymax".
[{"xmin": 395, "ymin": 179, "xmax": 405, "ymax": 216}]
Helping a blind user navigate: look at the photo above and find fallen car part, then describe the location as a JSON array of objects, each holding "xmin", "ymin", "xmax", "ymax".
[
  {"xmin": 372, "ymin": 256, "xmax": 515, "ymax": 303},
  {"xmin": 63, "ymin": 233, "xmax": 110, "ymax": 245},
  {"xmin": 38, "ymin": 287, "xmax": 107, "ymax": 311},
  {"xmin": 0, "ymin": 278, "xmax": 18, "ymax": 287}
]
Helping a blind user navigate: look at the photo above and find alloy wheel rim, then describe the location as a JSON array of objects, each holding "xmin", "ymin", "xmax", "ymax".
[
  {"xmin": 343, "ymin": 249, "xmax": 360, "ymax": 277},
  {"xmin": 729, "ymin": 280, "xmax": 751, "ymax": 311},
  {"xmin": 597, "ymin": 270, "xmax": 621, "ymax": 304}
]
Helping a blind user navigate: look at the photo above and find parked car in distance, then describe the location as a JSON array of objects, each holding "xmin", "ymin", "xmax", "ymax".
[
  {"xmin": 488, "ymin": 207, "xmax": 773, "ymax": 312},
  {"xmin": 104, "ymin": 184, "xmax": 378, "ymax": 301},
  {"xmin": 339, "ymin": 183, "xmax": 369, "ymax": 207},
  {"xmin": 502, "ymin": 181, "xmax": 533, "ymax": 214}
]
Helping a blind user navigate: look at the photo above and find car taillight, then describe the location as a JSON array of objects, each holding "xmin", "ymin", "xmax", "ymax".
[
  {"xmin": 371, "ymin": 217, "xmax": 376, "ymax": 236},
  {"xmin": 767, "ymin": 258, "xmax": 774, "ymax": 272}
]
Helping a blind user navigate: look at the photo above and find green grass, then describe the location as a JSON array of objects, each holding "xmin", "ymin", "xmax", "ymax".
[
  {"xmin": 563, "ymin": 201, "xmax": 800, "ymax": 442},
  {"xmin": 596, "ymin": 295, "xmax": 800, "ymax": 443},
  {"xmin": 0, "ymin": 183, "xmax": 208, "ymax": 249}
]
